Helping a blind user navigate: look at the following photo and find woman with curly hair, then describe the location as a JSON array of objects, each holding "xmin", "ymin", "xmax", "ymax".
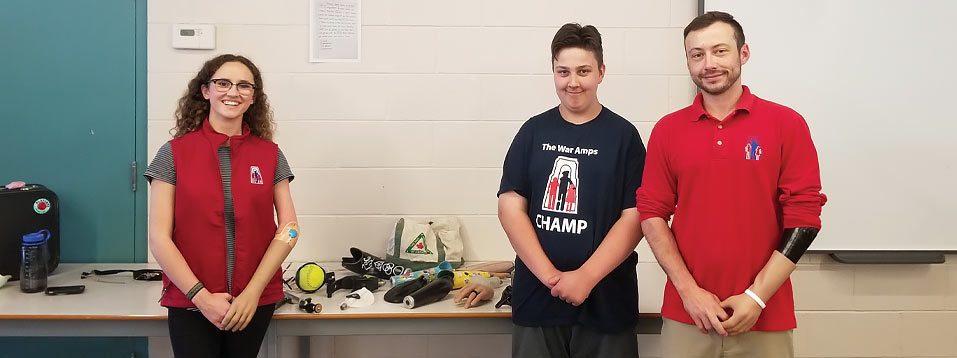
[{"xmin": 144, "ymin": 54, "xmax": 299, "ymax": 357}]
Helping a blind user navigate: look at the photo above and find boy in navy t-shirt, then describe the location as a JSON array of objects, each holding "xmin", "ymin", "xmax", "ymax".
[{"xmin": 498, "ymin": 23, "xmax": 646, "ymax": 357}]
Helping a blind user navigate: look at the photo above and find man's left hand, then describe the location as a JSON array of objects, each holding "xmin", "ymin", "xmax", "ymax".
[{"xmin": 719, "ymin": 293, "xmax": 763, "ymax": 335}]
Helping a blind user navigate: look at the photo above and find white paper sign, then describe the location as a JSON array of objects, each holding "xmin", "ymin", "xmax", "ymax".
[{"xmin": 309, "ymin": 0, "xmax": 361, "ymax": 62}]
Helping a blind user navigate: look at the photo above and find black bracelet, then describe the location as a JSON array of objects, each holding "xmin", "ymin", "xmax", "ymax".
[{"xmin": 185, "ymin": 282, "xmax": 204, "ymax": 302}]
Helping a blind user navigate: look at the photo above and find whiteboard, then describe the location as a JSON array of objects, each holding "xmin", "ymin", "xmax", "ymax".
[{"xmin": 704, "ymin": 0, "xmax": 957, "ymax": 251}]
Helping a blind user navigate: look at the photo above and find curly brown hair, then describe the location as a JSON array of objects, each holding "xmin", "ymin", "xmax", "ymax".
[{"xmin": 172, "ymin": 54, "xmax": 275, "ymax": 141}]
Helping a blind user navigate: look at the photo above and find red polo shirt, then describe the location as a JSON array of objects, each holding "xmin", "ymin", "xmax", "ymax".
[{"xmin": 636, "ymin": 86, "xmax": 826, "ymax": 331}]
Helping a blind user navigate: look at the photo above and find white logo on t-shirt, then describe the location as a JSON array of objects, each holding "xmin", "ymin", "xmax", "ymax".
[{"xmin": 541, "ymin": 156, "xmax": 580, "ymax": 214}]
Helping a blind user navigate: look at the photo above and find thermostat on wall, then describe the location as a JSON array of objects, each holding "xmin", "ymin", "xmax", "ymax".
[{"xmin": 171, "ymin": 24, "xmax": 215, "ymax": 50}]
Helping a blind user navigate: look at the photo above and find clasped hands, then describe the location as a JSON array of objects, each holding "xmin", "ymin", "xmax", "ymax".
[
  {"xmin": 542, "ymin": 269, "xmax": 599, "ymax": 307},
  {"xmin": 192, "ymin": 289, "xmax": 261, "ymax": 332},
  {"xmin": 680, "ymin": 286, "xmax": 763, "ymax": 336}
]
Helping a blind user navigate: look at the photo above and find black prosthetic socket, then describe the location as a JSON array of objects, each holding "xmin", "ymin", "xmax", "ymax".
[
  {"xmin": 384, "ymin": 275, "xmax": 430, "ymax": 303},
  {"xmin": 403, "ymin": 270, "xmax": 454, "ymax": 309},
  {"xmin": 777, "ymin": 227, "xmax": 819, "ymax": 264}
]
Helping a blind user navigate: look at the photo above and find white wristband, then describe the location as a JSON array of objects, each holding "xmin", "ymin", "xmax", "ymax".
[{"xmin": 744, "ymin": 289, "xmax": 766, "ymax": 309}]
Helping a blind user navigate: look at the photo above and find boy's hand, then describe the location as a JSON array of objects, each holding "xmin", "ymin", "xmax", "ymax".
[
  {"xmin": 547, "ymin": 269, "xmax": 598, "ymax": 306},
  {"xmin": 538, "ymin": 268, "xmax": 562, "ymax": 290}
]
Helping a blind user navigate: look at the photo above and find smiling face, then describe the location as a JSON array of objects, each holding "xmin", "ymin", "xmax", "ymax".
[
  {"xmin": 201, "ymin": 61, "xmax": 256, "ymax": 122},
  {"xmin": 553, "ymin": 47, "xmax": 605, "ymax": 115},
  {"xmin": 684, "ymin": 22, "xmax": 749, "ymax": 96}
]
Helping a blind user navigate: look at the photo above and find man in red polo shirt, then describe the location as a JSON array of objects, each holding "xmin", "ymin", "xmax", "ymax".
[{"xmin": 636, "ymin": 11, "xmax": 827, "ymax": 357}]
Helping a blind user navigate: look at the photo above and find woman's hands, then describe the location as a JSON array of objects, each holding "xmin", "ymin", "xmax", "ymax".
[
  {"xmin": 192, "ymin": 289, "xmax": 232, "ymax": 330},
  {"xmin": 221, "ymin": 290, "xmax": 262, "ymax": 332}
]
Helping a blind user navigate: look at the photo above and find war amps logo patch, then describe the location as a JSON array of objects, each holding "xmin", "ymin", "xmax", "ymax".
[
  {"xmin": 542, "ymin": 156, "xmax": 580, "ymax": 214},
  {"xmin": 250, "ymin": 166, "xmax": 264, "ymax": 184},
  {"xmin": 745, "ymin": 136, "xmax": 762, "ymax": 160}
]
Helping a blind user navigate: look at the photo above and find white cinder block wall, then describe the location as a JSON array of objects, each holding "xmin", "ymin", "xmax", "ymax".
[{"xmin": 147, "ymin": 1, "xmax": 957, "ymax": 357}]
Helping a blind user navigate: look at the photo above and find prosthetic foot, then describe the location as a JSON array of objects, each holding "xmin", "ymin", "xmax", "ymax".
[{"xmin": 341, "ymin": 247, "xmax": 409, "ymax": 279}]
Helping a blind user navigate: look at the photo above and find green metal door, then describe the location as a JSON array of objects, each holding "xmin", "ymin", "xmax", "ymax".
[
  {"xmin": 0, "ymin": 0, "xmax": 148, "ymax": 356},
  {"xmin": 0, "ymin": 0, "xmax": 147, "ymax": 262}
]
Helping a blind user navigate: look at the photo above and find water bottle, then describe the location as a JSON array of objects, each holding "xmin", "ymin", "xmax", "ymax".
[{"xmin": 20, "ymin": 229, "xmax": 50, "ymax": 293}]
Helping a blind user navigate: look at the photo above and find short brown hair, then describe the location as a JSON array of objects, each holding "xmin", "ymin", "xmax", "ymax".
[
  {"xmin": 551, "ymin": 23, "xmax": 603, "ymax": 67},
  {"xmin": 684, "ymin": 11, "xmax": 746, "ymax": 50}
]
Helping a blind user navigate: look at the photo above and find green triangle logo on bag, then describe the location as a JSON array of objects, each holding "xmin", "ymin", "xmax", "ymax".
[{"xmin": 405, "ymin": 233, "xmax": 433, "ymax": 255}]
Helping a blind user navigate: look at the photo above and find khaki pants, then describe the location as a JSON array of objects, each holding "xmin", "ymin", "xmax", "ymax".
[{"xmin": 661, "ymin": 318, "xmax": 793, "ymax": 358}]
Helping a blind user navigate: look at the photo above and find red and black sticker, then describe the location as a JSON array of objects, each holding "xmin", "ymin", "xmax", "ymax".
[{"xmin": 34, "ymin": 198, "xmax": 51, "ymax": 214}]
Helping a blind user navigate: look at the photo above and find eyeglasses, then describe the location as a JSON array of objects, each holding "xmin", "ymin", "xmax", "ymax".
[{"xmin": 207, "ymin": 78, "xmax": 257, "ymax": 95}]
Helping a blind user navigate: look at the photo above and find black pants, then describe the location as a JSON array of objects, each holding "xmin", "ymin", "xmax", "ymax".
[
  {"xmin": 167, "ymin": 304, "xmax": 275, "ymax": 358},
  {"xmin": 512, "ymin": 323, "xmax": 639, "ymax": 358}
]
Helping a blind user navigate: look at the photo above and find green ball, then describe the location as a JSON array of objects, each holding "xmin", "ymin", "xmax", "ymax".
[{"xmin": 297, "ymin": 263, "xmax": 326, "ymax": 292}]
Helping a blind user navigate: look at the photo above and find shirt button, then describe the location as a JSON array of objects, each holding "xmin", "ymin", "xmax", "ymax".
[
  {"xmin": 718, "ymin": 125, "xmax": 723, "ymax": 129},
  {"xmin": 717, "ymin": 140, "xmax": 723, "ymax": 146}
]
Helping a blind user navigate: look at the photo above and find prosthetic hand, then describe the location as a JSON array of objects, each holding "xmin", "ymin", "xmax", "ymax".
[
  {"xmin": 719, "ymin": 292, "xmax": 762, "ymax": 336},
  {"xmin": 454, "ymin": 276, "xmax": 503, "ymax": 309},
  {"xmin": 223, "ymin": 289, "xmax": 261, "ymax": 332}
]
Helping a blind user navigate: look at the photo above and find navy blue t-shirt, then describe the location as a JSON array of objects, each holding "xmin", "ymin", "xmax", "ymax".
[{"xmin": 498, "ymin": 106, "xmax": 646, "ymax": 333}]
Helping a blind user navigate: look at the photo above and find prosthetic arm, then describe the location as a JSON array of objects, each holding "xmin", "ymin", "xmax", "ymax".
[
  {"xmin": 734, "ymin": 227, "xmax": 821, "ymax": 316},
  {"xmin": 275, "ymin": 222, "xmax": 300, "ymax": 248},
  {"xmin": 718, "ymin": 227, "xmax": 821, "ymax": 335}
]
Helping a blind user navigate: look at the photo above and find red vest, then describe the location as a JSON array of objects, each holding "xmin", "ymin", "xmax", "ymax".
[{"xmin": 161, "ymin": 120, "xmax": 283, "ymax": 308}]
